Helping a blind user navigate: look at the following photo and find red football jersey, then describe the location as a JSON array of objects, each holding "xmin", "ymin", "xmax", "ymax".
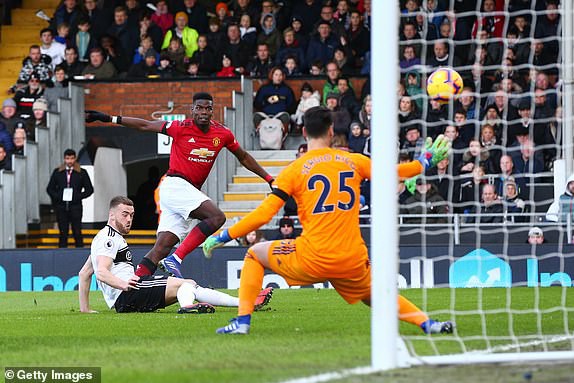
[{"xmin": 164, "ymin": 119, "xmax": 240, "ymax": 188}]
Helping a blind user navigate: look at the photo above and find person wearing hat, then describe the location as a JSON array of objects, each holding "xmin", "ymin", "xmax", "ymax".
[
  {"xmin": 214, "ymin": 2, "xmax": 233, "ymax": 31},
  {"xmin": 127, "ymin": 48, "xmax": 160, "ymax": 78},
  {"xmin": 0, "ymin": 98, "xmax": 25, "ymax": 136},
  {"xmin": 289, "ymin": 15, "xmax": 309, "ymax": 51},
  {"xmin": 527, "ymin": 227, "xmax": 545, "ymax": 245},
  {"xmin": 161, "ymin": 11, "xmax": 199, "ymax": 58},
  {"xmin": 13, "ymin": 72, "xmax": 45, "ymax": 120},
  {"xmin": 157, "ymin": 53, "xmax": 177, "ymax": 78},
  {"xmin": 22, "ymin": 98, "xmax": 48, "ymax": 141},
  {"xmin": 501, "ymin": 176, "xmax": 525, "ymax": 219},
  {"xmin": 506, "ymin": 97, "xmax": 532, "ymax": 146},
  {"xmin": 306, "ymin": 20, "xmax": 339, "ymax": 68},
  {"xmin": 400, "ymin": 177, "xmax": 448, "ymax": 224},
  {"xmin": 270, "ymin": 216, "xmax": 298, "ymax": 240}
]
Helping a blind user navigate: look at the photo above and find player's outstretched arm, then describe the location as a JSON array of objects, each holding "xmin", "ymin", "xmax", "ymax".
[
  {"xmin": 416, "ymin": 134, "xmax": 451, "ymax": 171},
  {"xmin": 230, "ymin": 147, "xmax": 274, "ymax": 189},
  {"xmin": 85, "ymin": 110, "xmax": 166, "ymax": 133},
  {"xmin": 78, "ymin": 255, "xmax": 97, "ymax": 313}
]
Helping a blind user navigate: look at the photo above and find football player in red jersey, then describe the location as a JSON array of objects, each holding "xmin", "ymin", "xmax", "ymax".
[{"xmin": 86, "ymin": 92, "xmax": 275, "ymax": 278}]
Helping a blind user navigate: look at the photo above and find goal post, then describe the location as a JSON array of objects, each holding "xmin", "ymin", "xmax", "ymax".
[
  {"xmin": 372, "ymin": 0, "xmax": 574, "ymax": 371},
  {"xmin": 371, "ymin": 0, "xmax": 401, "ymax": 372}
]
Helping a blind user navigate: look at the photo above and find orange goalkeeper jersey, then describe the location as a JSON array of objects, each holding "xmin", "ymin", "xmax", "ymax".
[{"xmin": 228, "ymin": 148, "xmax": 423, "ymax": 278}]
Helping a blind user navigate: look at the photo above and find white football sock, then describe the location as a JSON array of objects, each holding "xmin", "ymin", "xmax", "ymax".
[
  {"xmin": 194, "ymin": 286, "xmax": 239, "ymax": 307},
  {"xmin": 176, "ymin": 282, "xmax": 197, "ymax": 307}
]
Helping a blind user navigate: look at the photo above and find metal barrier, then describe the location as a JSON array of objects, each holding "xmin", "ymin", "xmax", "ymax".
[
  {"xmin": 0, "ymin": 170, "xmax": 15, "ymax": 248},
  {"xmin": 0, "ymin": 83, "xmax": 86, "ymax": 248}
]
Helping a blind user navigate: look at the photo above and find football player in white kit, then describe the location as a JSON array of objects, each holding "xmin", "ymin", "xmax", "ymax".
[{"xmin": 79, "ymin": 196, "xmax": 272, "ymax": 313}]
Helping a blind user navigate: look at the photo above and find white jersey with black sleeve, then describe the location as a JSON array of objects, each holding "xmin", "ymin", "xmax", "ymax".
[{"xmin": 90, "ymin": 225, "xmax": 134, "ymax": 308}]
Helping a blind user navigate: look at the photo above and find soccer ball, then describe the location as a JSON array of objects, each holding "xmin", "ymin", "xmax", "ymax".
[{"xmin": 426, "ymin": 67, "xmax": 463, "ymax": 104}]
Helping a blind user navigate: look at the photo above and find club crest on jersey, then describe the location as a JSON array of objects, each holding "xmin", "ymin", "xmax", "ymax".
[
  {"xmin": 126, "ymin": 250, "xmax": 132, "ymax": 261},
  {"xmin": 191, "ymin": 148, "xmax": 215, "ymax": 158},
  {"xmin": 212, "ymin": 137, "xmax": 220, "ymax": 147}
]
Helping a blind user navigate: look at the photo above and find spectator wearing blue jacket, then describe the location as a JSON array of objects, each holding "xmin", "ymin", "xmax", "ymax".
[
  {"xmin": 253, "ymin": 67, "xmax": 296, "ymax": 117},
  {"xmin": 306, "ymin": 21, "xmax": 339, "ymax": 67},
  {"xmin": 0, "ymin": 121, "xmax": 14, "ymax": 154}
]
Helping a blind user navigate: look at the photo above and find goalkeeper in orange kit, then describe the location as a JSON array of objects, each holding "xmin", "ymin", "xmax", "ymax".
[{"xmin": 203, "ymin": 106, "xmax": 454, "ymax": 335}]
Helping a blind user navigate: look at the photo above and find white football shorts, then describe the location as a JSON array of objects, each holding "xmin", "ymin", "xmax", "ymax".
[{"xmin": 157, "ymin": 176, "xmax": 210, "ymax": 242}]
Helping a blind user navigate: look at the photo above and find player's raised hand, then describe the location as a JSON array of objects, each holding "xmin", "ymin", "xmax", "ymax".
[
  {"xmin": 85, "ymin": 110, "xmax": 112, "ymax": 123},
  {"xmin": 417, "ymin": 134, "xmax": 451, "ymax": 170},
  {"xmin": 202, "ymin": 229, "xmax": 231, "ymax": 259}
]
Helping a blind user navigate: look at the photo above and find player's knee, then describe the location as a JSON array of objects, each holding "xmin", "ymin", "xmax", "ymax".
[{"xmin": 208, "ymin": 211, "xmax": 226, "ymax": 230}]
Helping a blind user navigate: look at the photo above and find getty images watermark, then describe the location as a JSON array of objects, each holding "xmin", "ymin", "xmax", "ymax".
[{"xmin": 5, "ymin": 367, "xmax": 100, "ymax": 383}]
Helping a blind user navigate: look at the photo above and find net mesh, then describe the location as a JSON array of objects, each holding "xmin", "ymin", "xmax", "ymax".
[{"xmin": 395, "ymin": 0, "xmax": 574, "ymax": 359}]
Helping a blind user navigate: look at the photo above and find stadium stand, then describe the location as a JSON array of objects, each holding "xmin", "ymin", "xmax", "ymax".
[{"xmin": 0, "ymin": 0, "xmax": 569, "ymax": 248}]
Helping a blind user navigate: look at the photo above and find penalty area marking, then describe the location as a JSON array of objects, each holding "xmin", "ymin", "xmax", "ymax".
[{"xmin": 279, "ymin": 366, "xmax": 375, "ymax": 383}]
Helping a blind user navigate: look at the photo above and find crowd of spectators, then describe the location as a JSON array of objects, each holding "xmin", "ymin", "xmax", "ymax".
[
  {"xmin": 1, "ymin": 0, "xmax": 373, "ymax": 164},
  {"xmin": 1, "ymin": 0, "xmax": 569, "ymax": 231},
  {"xmin": 396, "ymin": 0, "xmax": 563, "ymax": 225}
]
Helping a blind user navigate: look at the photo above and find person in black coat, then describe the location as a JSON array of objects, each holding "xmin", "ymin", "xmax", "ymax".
[{"xmin": 46, "ymin": 149, "xmax": 94, "ymax": 248}]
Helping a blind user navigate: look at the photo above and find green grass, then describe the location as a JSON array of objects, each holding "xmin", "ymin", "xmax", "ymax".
[{"xmin": 0, "ymin": 288, "xmax": 573, "ymax": 383}]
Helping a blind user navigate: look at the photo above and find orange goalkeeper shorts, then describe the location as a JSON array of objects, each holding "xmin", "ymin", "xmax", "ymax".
[{"xmin": 266, "ymin": 239, "xmax": 371, "ymax": 304}]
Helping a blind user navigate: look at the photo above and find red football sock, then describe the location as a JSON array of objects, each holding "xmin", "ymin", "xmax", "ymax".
[
  {"xmin": 135, "ymin": 263, "xmax": 151, "ymax": 277},
  {"xmin": 174, "ymin": 226, "xmax": 208, "ymax": 261}
]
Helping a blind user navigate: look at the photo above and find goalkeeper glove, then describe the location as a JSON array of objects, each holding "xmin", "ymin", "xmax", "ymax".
[
  {"xmin": 202, "ymin": 229, "xmax": 232, "ymax": 259},
  {"xmin": 404, "ymin": 176, "xmax": 418, "ymax": 195},
  {"xmin": 417, "ymin": 134, "xmax": 451, "ymax": 171}
]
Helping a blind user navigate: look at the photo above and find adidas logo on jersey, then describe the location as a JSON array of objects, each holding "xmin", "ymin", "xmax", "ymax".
[{"xmin": 188, "ymin": 137, "xmax": 196, "ymax": 143}]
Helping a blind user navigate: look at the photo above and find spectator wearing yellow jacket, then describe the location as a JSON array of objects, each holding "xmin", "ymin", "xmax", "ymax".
[{"xmin": 161, "ymin": 12, "xmax": 199, "ymax": 58}]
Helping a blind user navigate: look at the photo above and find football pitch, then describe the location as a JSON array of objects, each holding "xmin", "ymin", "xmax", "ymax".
[{"xmin": 0, "ymin": 287, "xmax": 572, "ymax": 383}]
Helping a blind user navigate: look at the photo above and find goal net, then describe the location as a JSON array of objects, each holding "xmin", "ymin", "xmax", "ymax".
[{"xmin": 372, "ymin": 0, "xmax": 574, "ymax": 369}]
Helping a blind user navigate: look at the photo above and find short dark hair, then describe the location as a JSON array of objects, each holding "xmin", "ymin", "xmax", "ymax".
[
  {"xmin": 193, "ymin": 92, "xmax": 213, "ymax": 102},
  {"xmin": 303, "ymin": 106, "xmax": 332, "ymax": 138},
  {"xmin": 109, "ymin": 196, "xmax": 134, "ymax": 210},
  {"xmin": 40, "ymin": 28, "xmax": 54, "ymax": 36},
  {"xmin": 63, "ymin": 148, "xmax": 76, "ymax": 157},
  {"xmin": 279, "ymin": 216, "xmax": 294, "ymax": 227}
]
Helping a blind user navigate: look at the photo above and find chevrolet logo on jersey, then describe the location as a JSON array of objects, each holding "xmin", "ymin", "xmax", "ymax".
[{"xmin": 191, "ymin": 148, "xmax": 215, "ymax": 158}]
